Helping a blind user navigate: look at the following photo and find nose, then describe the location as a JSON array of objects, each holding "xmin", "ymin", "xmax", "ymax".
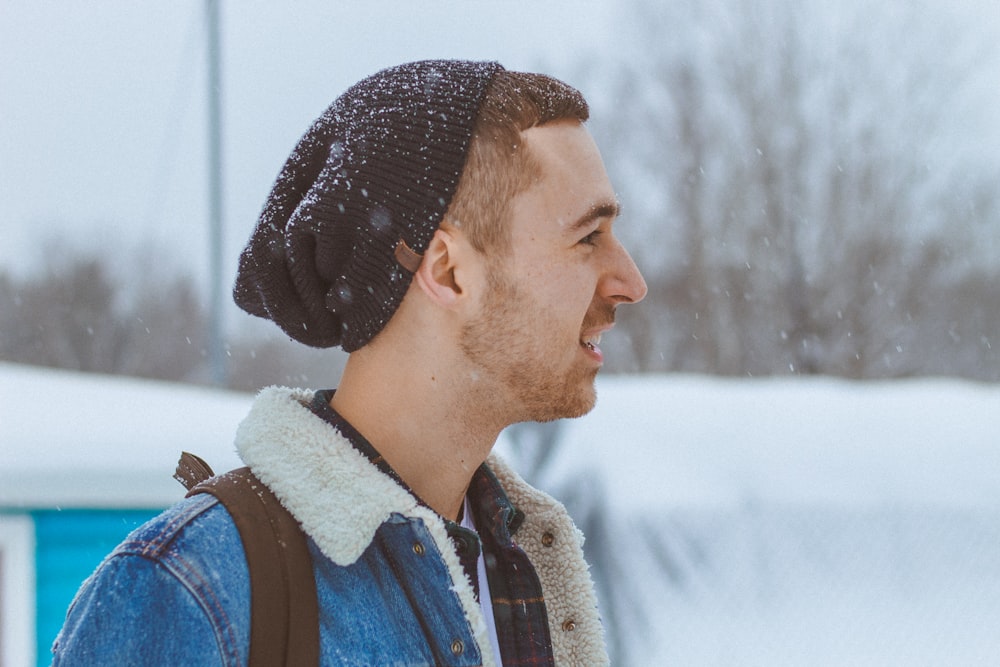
[{"xmin": 602, "ymin": 237, "xmax": 647, "ymax": 305}]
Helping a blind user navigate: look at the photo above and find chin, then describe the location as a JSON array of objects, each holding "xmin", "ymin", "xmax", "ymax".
[
  {"xmin": 565, "ymin": 390, "xmax": 598, "ymax": 419},
  {"xmin": 525, "ymin": 382, "xmax": 597, "ymax": 423}
]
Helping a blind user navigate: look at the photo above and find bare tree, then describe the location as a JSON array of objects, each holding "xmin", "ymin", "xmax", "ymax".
[
  {"xmin": 0, "ymin": 250, "xmax": 207, "ymax": 382},
  {"xmin": 584, "ymin": 0, "xmax": 1000, "ymax": 380},
  {"xmin": 0, "ymin": 242, "xmax": 348, "ymax": 389},
  {"xmin": 225, "ymin": 317, "xmax": 348, "ymax": 393}
]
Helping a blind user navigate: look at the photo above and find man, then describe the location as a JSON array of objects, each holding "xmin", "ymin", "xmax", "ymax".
[{"xmin": 53, "ymin": 60, "xmax": 645, "ymax": 666}]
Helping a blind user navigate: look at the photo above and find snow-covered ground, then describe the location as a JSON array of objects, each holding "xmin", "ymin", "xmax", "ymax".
[
  {"xmin": 3, "ymin": 364, "xmax": 999, "ymax": 664},
  {"xmin": 502, "ymin": 374, "xmax": 1000, "ymax": 665},
  {"xmin": 536, "ymin": 373, "xmax": 1000, "ymax": 511},
  {"xmin": 0, "ymin": 362, "xmax": 247, "ymax": 508}
]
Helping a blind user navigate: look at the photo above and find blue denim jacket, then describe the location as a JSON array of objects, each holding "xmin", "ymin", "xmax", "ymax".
[
  {"xmin": 52, "ymin": 387, "xmax": 608, "ymax": 666},
  {"xmin": 53, "ymin": 493, "xmax": 487, "ymax": 666}
]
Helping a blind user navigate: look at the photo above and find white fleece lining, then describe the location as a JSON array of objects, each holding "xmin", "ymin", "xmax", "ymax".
[
  {"xmin": 235, "ymin": 386, "xmax": 607, "ymax": 666},
  {"xmin": 487, "ymin": 455, "xmax": 610, "ymax": 666}
]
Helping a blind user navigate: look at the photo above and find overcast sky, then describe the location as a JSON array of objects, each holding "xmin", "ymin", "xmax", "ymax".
[
  {"xmin": 2, "ymin": 1, "xmax": 997, "ymax": 290},
  {"xmin": 0, "ymin": 0, "xmax": 615, "ymax": 284}
]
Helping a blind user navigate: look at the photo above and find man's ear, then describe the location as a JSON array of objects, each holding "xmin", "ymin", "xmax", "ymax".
[{"xmin": 413, "ymin": 226, "xmax": 464, "ymax": 307}]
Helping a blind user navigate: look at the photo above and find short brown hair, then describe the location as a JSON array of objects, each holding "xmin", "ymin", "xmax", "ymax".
[{"xmin": 446, "ymin": 70, "xmax": 589, "ymax": 254}]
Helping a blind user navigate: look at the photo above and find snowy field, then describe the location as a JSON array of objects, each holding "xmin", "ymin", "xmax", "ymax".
[
  {"xmin": 537, "ymin": 374, "xmax": 1000, "ymax": 511},
  {"xmin": 1, "ymin": 362, "xmax": 247, "ymax": 508},
  {"xmin": 3, "ymin": 364, "xmax": 1000, "ymax": 664},
  {"xmin": 500, "ymin": 374, "xmax": 1000, "ymax": 666}
]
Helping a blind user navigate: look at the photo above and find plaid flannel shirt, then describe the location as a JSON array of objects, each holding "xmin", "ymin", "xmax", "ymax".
[{"xmin": 311, "ymin": 389, "xmax": 555, "ymax": 666}]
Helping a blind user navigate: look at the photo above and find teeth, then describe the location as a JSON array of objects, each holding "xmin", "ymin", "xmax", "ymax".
[{"xmin": 581, "ymin": 333, "xmax": 602, "ymax": 349}]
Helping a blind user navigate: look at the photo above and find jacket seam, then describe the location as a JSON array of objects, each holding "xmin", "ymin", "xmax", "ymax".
[
  {"xmin": 122, "ymin": 495, "xmax": 220, "ymax": 559},
  {"xmin": 112, "ymin": 497, "xmax": 242, "ymax": 666},
  {"xmin": 155, "ymin": 549, "xmax": 242, "ymax": 667}
]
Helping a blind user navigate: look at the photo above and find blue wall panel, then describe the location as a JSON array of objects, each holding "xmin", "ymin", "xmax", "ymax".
[{"xmin": 33, "ymin": 509, "xmax": 160, "ymax": 666}]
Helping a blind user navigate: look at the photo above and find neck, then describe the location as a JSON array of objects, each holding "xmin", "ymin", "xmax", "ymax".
[{"xmin": 330, "ymin": 343, "xmax": 506, "ymax": 522}]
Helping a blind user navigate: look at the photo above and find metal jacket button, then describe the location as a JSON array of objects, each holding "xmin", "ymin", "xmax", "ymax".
[
  {"xmin": 450, "ymin": 639, "xmax": 464, "ymax": 656},
  {"xmin": 541, "ymin": 531, "xmax": 555, "ymax": 547}
]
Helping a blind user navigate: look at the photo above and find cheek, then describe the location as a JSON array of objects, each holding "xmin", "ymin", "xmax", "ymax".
[
  {"xmin": 510, "ymin": 256, "xmax": 597, "ymax": 315},
  {"xmin": 535, "ymin": 276, "xmax": 598, "ymax": 336},
  {"xmin": 547, "ymin": 269, "xmax": 596, "ymax": 306}
]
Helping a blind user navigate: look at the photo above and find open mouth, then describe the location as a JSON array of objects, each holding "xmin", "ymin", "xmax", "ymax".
[
  {"xmin": 580, "ymin": 333, "xmax": 602, "ymax": 353},
  {"xmin": 581, "ymin": 312, "xmax": 614, "ymax": 362}
]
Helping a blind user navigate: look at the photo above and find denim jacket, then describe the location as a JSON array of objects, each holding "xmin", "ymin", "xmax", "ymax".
[{"xmin": 52, "ymin": 387, "xmax": 608, "ymax": 666}]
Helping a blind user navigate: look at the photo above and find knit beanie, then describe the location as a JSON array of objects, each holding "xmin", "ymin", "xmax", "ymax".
[{"xmin": 234, "ymin": 60, "xmax": 504, "ymax": 351}]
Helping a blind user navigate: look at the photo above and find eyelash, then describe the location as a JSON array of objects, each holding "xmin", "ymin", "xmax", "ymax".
[{"xmin": 579, "ymin": 230, "xmax": 602, "ymax": 246}]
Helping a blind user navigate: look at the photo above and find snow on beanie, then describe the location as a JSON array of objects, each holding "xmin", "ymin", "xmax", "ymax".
[{"xmin": 234, "ymin": 60, "xmax": 504, "ymax": 351}]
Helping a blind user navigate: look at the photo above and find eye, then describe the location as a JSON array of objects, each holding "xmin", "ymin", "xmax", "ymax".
[{"xmin": 579, "ymin": 230, "xmax": 603, "ymax": 247}]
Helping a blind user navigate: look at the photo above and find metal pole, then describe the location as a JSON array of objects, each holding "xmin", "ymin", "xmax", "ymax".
[{"xmin": 206, "ymin": 0, "xmax": 226, "ymax": 386}]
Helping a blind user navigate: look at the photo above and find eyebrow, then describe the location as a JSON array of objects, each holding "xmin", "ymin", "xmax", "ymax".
[{"xmin": 567, "ymin": 199, "xmax": 621, "ymax": 234}]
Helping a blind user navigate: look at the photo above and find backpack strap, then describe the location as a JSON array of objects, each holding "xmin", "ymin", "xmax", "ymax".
[{"xmin": 175, "ymin": 452, "xmax": 319, "ymax": 667}]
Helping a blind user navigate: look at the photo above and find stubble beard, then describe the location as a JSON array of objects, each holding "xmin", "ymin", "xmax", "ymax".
[{"xmin": 459, "ymin": 266, "xmax": 599, "ymax": 425}]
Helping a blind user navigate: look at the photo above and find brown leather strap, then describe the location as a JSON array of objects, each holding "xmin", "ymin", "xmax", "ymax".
[
  {"xmin": 394, "ymin": 238, "xmax": 423, "ymax": 273},
  {"xmin": 174, "ymin": 451, "xmax": 215, "ymax": 489},
  {"xmin": 176, "ymin": 453, "xmax": 319, "ymax": 666}
]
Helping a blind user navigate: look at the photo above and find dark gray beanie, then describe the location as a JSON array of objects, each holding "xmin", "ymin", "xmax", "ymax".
[{"xmin": 234, "ymin": 60, "xmax": 504, "ymax": 351}]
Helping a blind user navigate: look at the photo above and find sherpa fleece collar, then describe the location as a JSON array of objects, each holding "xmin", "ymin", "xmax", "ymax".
[
  {"xmin": 234, "ymin": 386, "xmax": 609, "ymax": 666},
  {"xmin": 234, "ymin": 386, "xmax": 425, "ymax": 566}
]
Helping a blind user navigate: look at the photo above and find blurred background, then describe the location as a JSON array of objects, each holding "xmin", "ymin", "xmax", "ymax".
[{"xmin": 2, "ymin": 1, "xmax": 999, "ymax": 665}]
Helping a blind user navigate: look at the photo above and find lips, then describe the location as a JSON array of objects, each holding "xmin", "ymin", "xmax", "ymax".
[
  {"xmin": 579, "ymin": 325, "xmax": 611, "ymax": 364},
  {"xmin": 580, "ymin": 306, "xmax": 615, "ymax": 361},
  {"xmin": 580, "ymin": 332, "xmax": 602, "ymax": 352}
]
